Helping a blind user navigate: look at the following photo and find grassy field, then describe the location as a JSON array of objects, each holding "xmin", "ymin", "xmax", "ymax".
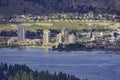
[{"xmin": 0, "ymin": 20, "xmax": 119, "ymax": 31}]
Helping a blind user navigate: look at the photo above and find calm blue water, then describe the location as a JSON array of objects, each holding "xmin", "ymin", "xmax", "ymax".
[{"xmin": 0, "ymin": 48, "xmax": 120, "ymax": 80}]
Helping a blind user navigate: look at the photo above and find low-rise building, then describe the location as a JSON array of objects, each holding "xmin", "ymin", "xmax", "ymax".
[
  {"xmin": 16, "ymin": 39, "xmax": 42, "ymax": 46},
  {"xmin": 30, "ymin": 39, "xmax": 42, "ymax": 45},
  {"xmin": 69, "ymin": 33, "xmax": 76, "ymax": 44},
  {"xmin": 7, "ymin": 38, "xmax": 17, "ymax": 45},
  {"xmin": 92, "ymin": 31, "xmax": 104, "ymax": 38}
]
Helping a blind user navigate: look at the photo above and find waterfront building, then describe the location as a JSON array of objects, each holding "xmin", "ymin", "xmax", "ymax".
[
  {"xmin": 24, "ymin": 39, "xmax": 31, "ymax": 46},
  {"xmin": 7, "ymin": 38, "xmax": 17, "ymax": 45},
  {"xmin": 43, "ymin": 29, "xmax": 51, "ymax": 45},
  {"xmin": 16, "ymin": 39, "xmax": 42, "ymax": 46},
  {"xmin": 69, "ymin": 33, "xmax": 76, "ymax": 44},
  {"xmin": 56, "ymin": 33, "xmax": 63, "ymax": 44},
  {"xmin": 17, "ymin": 24, "xmax": 25, "ymax": 41},
  {"xmin": 30, "ymin": 39, "xmax": 42, "ymax": 45},
  {"xmin": 61, "ymin": 28, "xmax": 69, "ymax": 43}
]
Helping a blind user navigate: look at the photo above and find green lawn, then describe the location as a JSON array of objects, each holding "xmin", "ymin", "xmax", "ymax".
[{"xmin": 0, "ymin": 20, "xmax": 119, "ymax": 31}]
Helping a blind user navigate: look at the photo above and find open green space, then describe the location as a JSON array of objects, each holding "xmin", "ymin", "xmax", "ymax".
[{"xmin": 0, "ymin": 20, "xmax": 119, "ymax": 31}]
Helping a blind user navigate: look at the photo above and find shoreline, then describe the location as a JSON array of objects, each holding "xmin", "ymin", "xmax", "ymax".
[
  {"xmin": 52, "ymin": 48, "xmax": 120, "ymax": 52},
  {"xmin": 1, "ymin": 46, "xmax": 120, "ymax": 52}
]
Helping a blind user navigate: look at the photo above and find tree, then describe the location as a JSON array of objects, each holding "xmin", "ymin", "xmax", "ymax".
[
  {"xmin": 14, "ymin": 73, "xmax": 20, "ymax": 80},
  {"xmin": 8, "ymin": 76, "xmax": 14, "ymax": 80},
  {"xmin": 0, "ymin": 63, "xmax": 81, "ymax": 80},
  {"xmin": 114, "ymin": 32, "xmax": 119, "ymax": 38},
  {"xmin": 0, "ymin": 68, "xmax": 4, "ymax": 80},
  {"xmin": 29, "ymin": 72, "xmax": 34, "ymax": 80},
  {"xmin": 21, "ymin": 72, "xmax": 28, "ymax": 80}
]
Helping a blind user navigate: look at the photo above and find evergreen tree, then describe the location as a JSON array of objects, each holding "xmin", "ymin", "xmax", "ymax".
[
  {"xmin": 29, "ymin": 71, "xmax": 34, "ymax": 80},
  {"xmin": 21, "ymin": 72, "xmax": 28, "ymax": 80},
  {"xmin": 14, "ymin": 73, "xmax": 20, "ymax": 80},
  {"xmin": 0, "ymin": 62, "xmax": 82, "ymax": 80}
]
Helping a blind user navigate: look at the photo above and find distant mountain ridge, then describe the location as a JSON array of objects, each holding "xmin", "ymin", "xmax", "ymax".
[{"xmin": 0, "ymin": 0, "xmax": 120, "ymax": 16}]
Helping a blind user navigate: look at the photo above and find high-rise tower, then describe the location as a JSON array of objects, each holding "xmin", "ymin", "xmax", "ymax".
[
  {"xmin": 43, "ymin": 29, "xmax": 51, "ymax": 44},
  {"xmin": 17, "ymin": 24, "xmax": 25, "ymax": 41},
  {"xmin": 56, "ymin": 33, "xmax": 63, "ymax": 44},
  {"xmin": 61, "ymin": 28, "xmax": 69, "ymax": 43}
]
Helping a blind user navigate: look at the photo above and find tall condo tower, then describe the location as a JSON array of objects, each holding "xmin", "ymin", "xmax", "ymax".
[
  {"xmin": 61, "ymin": 28, "xmax": 69, "ymax": 43},
  {"xmin": 43, "ymin": 29, "xmax": 51, "ymax": 44},
  {"xmin": 17, "ymin": 24, "xmax": 25, "ymax": 41},
  {"xmin": 56, "ymin": 33, "xmax": 63, "ymax": 44}
]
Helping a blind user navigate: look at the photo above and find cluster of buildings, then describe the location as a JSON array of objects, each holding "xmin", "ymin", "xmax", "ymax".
[
  {"xmin": 82, "ymin": 29, "xmax": 120, "ymax": 50},
  {"xmin": 7, "ymin": 24, "xmax": 42, "ymax": 46},
  {"xmin": 6, "ymin": 23, "xmax": 120, "ymax": 50},
  {"xmin": 43, "ymin": 28, "xmax": 76, "ymax": 46},
  {"xmin": 7, "ymin": 25, "xmax": 76, "ymax": 47}
]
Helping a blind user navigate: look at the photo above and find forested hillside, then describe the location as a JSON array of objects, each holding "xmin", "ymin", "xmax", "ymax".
[
  {"xmin": 0, "ymin": 0, "xmax": 120, "ymax": 16},
  {"xmin": 0, "ymin": 62, "xmax": 81, "ymax": 80}
]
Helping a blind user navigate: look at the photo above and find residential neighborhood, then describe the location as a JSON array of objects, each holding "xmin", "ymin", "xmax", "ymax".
[{"xmin": 1, "ymin": 12, "xmax": 120, "ymax": 23}]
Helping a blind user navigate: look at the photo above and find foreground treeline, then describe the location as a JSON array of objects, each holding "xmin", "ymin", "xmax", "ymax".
[{"xmin": 0, "ymin": 62, "xmax": 83, "ymax": 80}]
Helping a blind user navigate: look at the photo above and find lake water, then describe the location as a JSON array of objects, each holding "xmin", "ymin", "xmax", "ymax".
[{"xmin": 0, "ymin": 48, "xmax": 120, "ymax": 80}]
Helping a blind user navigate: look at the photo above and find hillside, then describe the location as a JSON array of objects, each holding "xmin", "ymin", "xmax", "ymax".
[{"xmin": 0, "ymin": 0, "xmax": 120, "ymax": 16}]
